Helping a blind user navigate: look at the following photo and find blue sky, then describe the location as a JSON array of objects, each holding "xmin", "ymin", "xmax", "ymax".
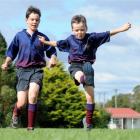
[{"xmin": 0, "ymin": 0, "xmax": 140, "ymax": 102}]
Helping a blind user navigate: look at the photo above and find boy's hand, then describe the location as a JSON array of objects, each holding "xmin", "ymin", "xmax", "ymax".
[
  {"xmin": 110, "ymin": 23, "xmax": 131, "ymax": 36},
  {"xmin": 120, "ymin": 23, "xmax": 131, "ymax": 32},
  {"xmin": 38, "ymin": 35, "xmax": 57, "ymax": 47},
  {"xmin": 38, "ymin": 35, "xmax": 46, "ymax": 44},
  {"xmin": 1, "ymin": 63, "xmax": 8, "ymax": 71}
]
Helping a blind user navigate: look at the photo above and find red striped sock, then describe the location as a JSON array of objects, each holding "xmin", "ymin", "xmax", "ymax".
[
  {"xmin": 86, "ymin": 103, "xmax": 95, "ymax": 125},
  {"xmin": 28, "ymin": 104, "xmax": 37, "ymax": 128}
]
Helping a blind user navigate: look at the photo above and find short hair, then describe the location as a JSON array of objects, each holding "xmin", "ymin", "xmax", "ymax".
[
  {"xmin": 26, "ymin": 6, "xmax": 41, "ymax": 19},
  {"xmin": 71, "ymin": 15, "xmax": 87, "ymax": 30}
]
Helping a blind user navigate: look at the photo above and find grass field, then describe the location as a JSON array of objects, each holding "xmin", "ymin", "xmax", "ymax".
[{"xmin": 0, "ymin": 128, "xmax": 140, "ymax": 140}]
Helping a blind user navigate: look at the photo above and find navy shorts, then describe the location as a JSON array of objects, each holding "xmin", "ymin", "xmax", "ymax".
[
  {"xmin": 68, "ymin": 62, "xmax": 94, "ymax": 87},
  {"xmin": 16, "ymin": 68, "xmax": 43, "ymax": 92}
]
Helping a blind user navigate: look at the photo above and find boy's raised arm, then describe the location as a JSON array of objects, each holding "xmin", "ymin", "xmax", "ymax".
[
  {"xmin": 38, "ymin": 35, "xmax": 57, "ymax": 47},
  {"xmin": 110, "ymin": 23, "xmax": 131, "ymax": 36}
]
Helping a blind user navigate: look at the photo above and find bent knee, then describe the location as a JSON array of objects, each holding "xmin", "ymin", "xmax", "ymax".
[
  {"xmin": 75, "ymin": 71, "xmax": 85, "ymax": 83},
  {"xmin": 17, "ymin": 102, "xmax": 26, "ymax": 108},
  {"xmin": 28, "ymin": 96, "xmax": 37, "ymax": 104}
]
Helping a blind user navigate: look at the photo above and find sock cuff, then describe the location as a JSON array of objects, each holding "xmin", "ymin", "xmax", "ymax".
[
  {"xmin": 28, "ymin": 104, "xmax": 37, "ymax": 112},
  {"xmin": 86, "ymin": 103, "xmax": 95, "ymax": 111}
]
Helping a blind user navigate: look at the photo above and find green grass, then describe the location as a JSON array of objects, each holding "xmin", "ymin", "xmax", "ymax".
[{"xmin": 0, "ymin": 128, "xmax": 140, "ymax": 140}]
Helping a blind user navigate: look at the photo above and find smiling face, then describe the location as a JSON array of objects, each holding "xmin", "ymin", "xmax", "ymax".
[
  {"xmin": 26, "ymin": 12, "xmax": 40, "ymax": 33},
  {"xmin": 72, "ymin": 22, "xmax": 87, "ymax": 40}
]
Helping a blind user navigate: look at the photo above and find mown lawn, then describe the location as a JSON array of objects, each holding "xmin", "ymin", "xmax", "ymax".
[{"xmin": 0, "ymin": 128, "xmax": 140, "ymax": 140}]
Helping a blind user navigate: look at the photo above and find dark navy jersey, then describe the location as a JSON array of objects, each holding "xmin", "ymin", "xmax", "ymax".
[
  {"xmin": 6, "ymin": 29, "xmax": 57, "ymax": 68},
  {"xmin": 57, "ymin": 31, "xmax": 110, "ymax": 63}
]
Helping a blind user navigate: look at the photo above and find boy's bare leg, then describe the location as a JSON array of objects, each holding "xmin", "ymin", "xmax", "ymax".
[
  {"xmin": 83, "ymin": 86, "xmax": 95, "ymax": 130},
  {"xmin": 12, "ymin": 91, "xmax": 28, "ymax": 128},
  {"xmin": 27, "ymin": 82, "xmax": 39, "ymax": 130}
]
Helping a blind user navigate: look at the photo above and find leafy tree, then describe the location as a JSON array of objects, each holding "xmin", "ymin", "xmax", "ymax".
[
  {"xmin": 105, "ymin": 85, "xmax": 140, "ymax": 113},
  {"xmin": 0, "ymin": 85, "xmax": 16, "ymax": 126},
  {"xmin": 0, "ymin": 32, "xmax": 7, "ymax": 92},
  {"xmin": 93, "ymin": 108, "xmax": 110, "ymax": 128},
  {"xmin": 36, "ymin": 62, "xmax": 110, "ymax": 128},
  {"xmin": 37, "ymin": 63, "xmax": 86, "ymax": 128},
  {"xmin": 0, "ymin": 32, "xmax": 16, "ymax": 127},
  {"xmin": 0, "ymin": 32, "xmax": 7, "ymax": 57},
  {"xmin": 106, "ymin": 93, "xmax": 132, "ymax": 108},
  {"xmin": 116, "ymin": 94, "xmax": 132, "ymax": 108},
  {"xmin": 133, "ymin": 85, "xmax": 140, "ymax": 94},
  {"xmin": 105, "ymin": 96, "xmax": 115, "ymax": 107},
  {"xmin": 132, "ymin": 85, "xmax": 140, "ymax": 112}
]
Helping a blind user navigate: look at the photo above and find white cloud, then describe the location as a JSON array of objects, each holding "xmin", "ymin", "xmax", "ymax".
[
  {"xmin": 73, "ymin": 5, "xmax": 118, "ymax": 23},
  {"xmin": 129, "ymin": 10, "xmax": 140, "ymax": 23},
  {"xmin": 103, "ymin": 44, "xmax": 128, "ymax": 54},
  {"xmin": 94, "ymin": 72, "xmax": 140, "ymax": 98},
  {"xmin": 95, "ymin": 72, "xmax": 118, "ymax": 83}
]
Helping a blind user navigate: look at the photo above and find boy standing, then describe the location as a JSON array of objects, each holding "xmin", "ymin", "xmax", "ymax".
[
  {"xmin": 1, "ymin": 6, "xmax": 57, "ymax": 131},
  {"xmin": 39, "ymin": 15, "xmax": 131, "ymax": 130}
]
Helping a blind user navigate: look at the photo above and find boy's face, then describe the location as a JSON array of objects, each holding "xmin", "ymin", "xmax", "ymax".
[
  {"xmin": 72, "ymin": 22, "xmax": 87, "ymax": 40},
  {"xmin": 26, "ymin": 13, "xmax": 40, "ymax": 32}
]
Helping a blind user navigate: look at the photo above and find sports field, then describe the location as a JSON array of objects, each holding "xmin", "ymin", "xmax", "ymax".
[{"xmin": 0, "ymin": 128, "xmax": 139, "ymax": 140}]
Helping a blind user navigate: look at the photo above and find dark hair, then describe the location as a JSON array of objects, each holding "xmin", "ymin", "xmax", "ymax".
[
  {"xmin": 26, "ymin": 6, "xmax": 41, "ymax": 19},
  {"xmin": 71, "ymin": 15, "xmax": 87, "ymax": 30}
]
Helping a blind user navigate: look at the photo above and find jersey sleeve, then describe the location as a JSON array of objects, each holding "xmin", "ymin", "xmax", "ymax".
[
  {"xmin": 89, "ymin": 31, "xmax": 110, "ymax": 48},
  {"xmin": 45, "ymin": 46, "xmax": 57, "ymax": 58},
  {"xmin": 41, "ymin": 35, "xmax": 57, "ymax": 58},
  {"xmin": 6, "ymin": 34, "xmax": 19, "ymax": 60},
  {"xmin": 56, "ymin": 39, "xmax": 70, "ymax": 52}
]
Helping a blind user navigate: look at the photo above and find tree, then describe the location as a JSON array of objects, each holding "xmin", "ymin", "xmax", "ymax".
[
  {"xmin": 0, "ymin": 32, "xmax": 7, "ymax": 93},
  {"xmin": 37, "ymin": 63, "xmax": 86, "ymax": 128},
  {"xmin": 93, "ymin": 108, "xmax": 110, "ymax": 128},
  {"xmin": 0, "ymin": 32, "xmax": 7, "ymax": 57},
  {"xmin": 132, "ymin": 85, "xmax": 140, "ymax": 112},
  {"xmin": 116, "ymin": 94, "xmax": 132, "ymax": 108},
  {"xmin": 36, "ymin": 62, "xmax": 110, "ymax": 128},
  {"xmin": 105, "ymin": 93, "xmax": 132, "ymax": 108},
  {"xmin": 105, "ymin": 85, "xmax": 140, "ymax": 113},
  {"xmin": 0, "ymin": 32, "xmax": 16, "ymax": 127},
  {"xmin": 133, "ymin": 85, "xmax": 140, "ymax": 94}
]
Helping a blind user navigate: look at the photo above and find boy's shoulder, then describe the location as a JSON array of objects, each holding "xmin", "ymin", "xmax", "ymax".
[
  {"xmin": 13, "ymin": 29, "xmax": 26, "ymax": 38},
  {"xmin": 15, "ymin": 29, "xmax": 25, "ymax": 35},
  {"xmin": 37, "ymin": 31, "xmax": 45, "ymax": 36},
  {"xmin": 62, "ymin": 35, "xmax": 74, "ymax": 41},
  {"xmin": 88, "ymin": 32, "xmax": 97, "ymax": 36},
  {"xmin": 67, "ymin": 34, "xmax": 73, "ymax": 39},
  {"xmin": 88, "ymin": 31, "xmax": 110, "ymax": 38}
]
